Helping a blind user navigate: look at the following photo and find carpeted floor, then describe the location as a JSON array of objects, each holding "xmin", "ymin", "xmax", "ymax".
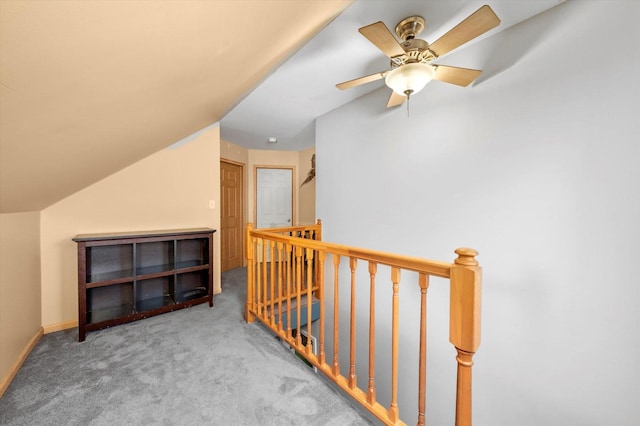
[{"xmin": 0, "ymin": 267, "xmax": 372, "ymax": 425}]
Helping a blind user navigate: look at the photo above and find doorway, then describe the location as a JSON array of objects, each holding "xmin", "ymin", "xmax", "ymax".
[
  {"xmin": 220, "ymin": 160, "xmax": 244, "ymax": 272},
  {"xmin": 255, "ymin": 167, "xmax": 293, "ymax": 228}
]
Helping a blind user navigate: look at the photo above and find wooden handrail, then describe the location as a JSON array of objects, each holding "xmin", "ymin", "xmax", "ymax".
[
  {"xmin": 244, "ymin": 221, "xmax": 482, "ymax": 426},
  {"xmin": 249, "ymin": 228, "xmax": 452, "ymax": 278}
]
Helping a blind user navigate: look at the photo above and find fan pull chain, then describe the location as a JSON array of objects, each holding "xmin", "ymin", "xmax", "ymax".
[{"xmin": 404, "ymin": 90, "xmax": 413, "ymax": 117}]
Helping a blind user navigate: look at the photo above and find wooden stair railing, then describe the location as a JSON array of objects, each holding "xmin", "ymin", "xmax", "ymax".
[{"xmin": 244, "ymin": 220, "xmax": 481, "ymax": 426}]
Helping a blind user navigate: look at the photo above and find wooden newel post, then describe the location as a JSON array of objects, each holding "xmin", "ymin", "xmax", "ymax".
[
  {"xmin": 315, "ymin": 218, "xmax": 322, "ymax": 241},
  {"xmin": 450, "ymin": 248, "xmax": 481, "ymax": 426},
  {"xmin": 244, "ymin": 223, "xmax": 255, "ymax": 323}
]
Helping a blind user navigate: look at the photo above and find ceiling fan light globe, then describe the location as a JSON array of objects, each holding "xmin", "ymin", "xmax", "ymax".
[{"xmin": 385, "ymin": 63, "xmax": 434, "ymax": 96}]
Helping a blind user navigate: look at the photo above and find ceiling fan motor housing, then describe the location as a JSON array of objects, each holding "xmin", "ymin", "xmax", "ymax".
[
  {"xmin": 390, "ymin": 38, "xmax": 436, "ymax": 69},
  {"xmin": 390, "ymin": 16, "xmax": 436, "ymax": 69}
]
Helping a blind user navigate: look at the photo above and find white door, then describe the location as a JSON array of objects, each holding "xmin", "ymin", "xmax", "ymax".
[{"xmin": 256, "ymin": 167, "xmax": 293, "ymax": 228}]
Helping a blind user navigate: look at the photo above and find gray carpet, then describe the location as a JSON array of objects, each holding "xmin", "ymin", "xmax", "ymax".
[{"xmin": 0, "ymin": 267, "xmax": 372, "ymax": 425}]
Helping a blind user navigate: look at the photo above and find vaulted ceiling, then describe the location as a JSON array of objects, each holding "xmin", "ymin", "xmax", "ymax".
[{"xmin": 0, "ymin": 0, "xmax": 563, "ymax": 214}]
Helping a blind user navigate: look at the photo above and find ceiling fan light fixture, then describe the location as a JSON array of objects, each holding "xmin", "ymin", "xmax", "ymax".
[{"xmin": 385, "ymin": 63, "xmax": 434, "ymax": 97}]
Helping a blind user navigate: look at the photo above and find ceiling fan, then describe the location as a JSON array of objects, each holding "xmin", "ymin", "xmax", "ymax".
[{"xmin": 336, "ymin": 5, "xmax": 500, "ymax": 107}]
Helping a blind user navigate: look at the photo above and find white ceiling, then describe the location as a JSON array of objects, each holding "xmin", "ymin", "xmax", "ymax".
[{"xmin": 220, "ymin": 0, "xmax": 565, "ymax": 151}]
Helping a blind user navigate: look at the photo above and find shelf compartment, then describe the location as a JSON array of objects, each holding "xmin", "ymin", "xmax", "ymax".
[
  {"xmin": 87, "ymin": 282, "xmax": 134, "ymax": 324},
  {"xmin": 176, "ymin": 239, "xmax": 207, "ymax": 270},
  {"xmin": 136, "ymin": 276, "xmax": 175, "ymax": 312},
  {"xmin": 86, "ymin": 245, "xmax": 134, "ymax": 283},
  {"xmin": 136, "ymin": 241, "xmax": 174, "ymax": 276},
  {"xmin": 176, "ymin": 270, "xmax": 209, "ymax": 302}
]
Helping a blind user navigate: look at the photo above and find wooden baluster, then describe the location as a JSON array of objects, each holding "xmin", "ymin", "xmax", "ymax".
[
  {"xmin": 349, "ymin": 257, "xmax": 357, "ymax": 389},
  {"xmin": 450, "ymin": 248, "xmax": 481, "ymax": 426},
  {"xmin": 270, "ymin": 240, "xmax": 276, "ymax": 326},
  {"xmin": 367, "ymin": 261, "xmax": 377, "ymax": 405},
  {"xmin": 306, "ymin": 247, "xmax": 314, "ymax": 356},
  {"xmin": 256, "ymin": 239, "xmax": 263, "ymax": 319},
  {"xmin": 255, "ymin": 238, "xmax": 260, "ymax": 317},
  {"xmin": 303, "ymin": 245, "xmax": 308, "ymax": 294},
  {"xmin": 244, "ymin": 224, "xmax": 255, "ymax": 323},
  {"xmin": 455, "ymin": 349, "xmax": 475, "ymax": 426},
  {"xmin": 388, "ymin": 267, "xmax": 401, "ymax": 423},
  {"xmin": 277, "ymin": 242, "xmax": 284, "ymax": 332},
  {"xmin": 261, "ymin": 239, "xmax": 267, "ymax": 320},
  {"xmin": 296, "ymin": 246, "xmax": 303, "ymax": 347},
  {"xmin": 285, "ymin": 244, "xmax": 293, "ymax": 340},
  {"xmin": 313, "ymin": 219, "xmax": 323, "ymax": 300},
  {"xmin": 317, "ymin": 251, "xmax": 326, "ymax": 365},
  {"xmin": 332, "ymin": 255, "xmax": 341, "ymax": 376},
  {"xmin": 417, "ymin": 273, "xmax": 430, "ymax": 426}
]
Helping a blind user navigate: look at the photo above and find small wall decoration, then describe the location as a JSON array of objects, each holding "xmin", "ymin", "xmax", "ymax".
[{"xmin": 301, "ymin": 154, "xmax": 315, "ymax": 187}]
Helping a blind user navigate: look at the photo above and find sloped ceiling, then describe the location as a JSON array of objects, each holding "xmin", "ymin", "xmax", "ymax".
[
  {"xmin": 1, "ymin": 0, "xmax": 564, "ymax": 214},
  {"xmin": 0, "ymin": 0, "xmax": 351, "ymax": 213}
]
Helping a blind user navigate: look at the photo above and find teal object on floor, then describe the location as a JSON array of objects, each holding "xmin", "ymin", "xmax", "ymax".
[{"xmin": 273, "ymin": 295, "xmax": 320, "ymax": 329}]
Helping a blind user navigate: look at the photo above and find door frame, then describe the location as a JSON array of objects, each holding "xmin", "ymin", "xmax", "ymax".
[
  {"xmin": 254, "ymin": 165, "xmax": 296, "ymax": 227},
  {"xmin": 220, "ymin": 158, "xmax": 246, "ymax": 270}
]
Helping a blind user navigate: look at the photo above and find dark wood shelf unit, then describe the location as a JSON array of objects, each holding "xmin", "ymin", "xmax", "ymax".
[{"xmin": 74, "ymin": 228, "xmax": 216, "ymax": 341}]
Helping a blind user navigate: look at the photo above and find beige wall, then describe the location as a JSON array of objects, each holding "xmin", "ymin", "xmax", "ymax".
[
  {"xmin": 40, "ymin": 125, "xmax": 220, "ymax": 328},
  {"xmin": 220, "ymin": 140, "xmax": 249, "ymax": 165},
  {"xmin": 0, "ymin": 211, "xmax": 42, "ymax": 388}
]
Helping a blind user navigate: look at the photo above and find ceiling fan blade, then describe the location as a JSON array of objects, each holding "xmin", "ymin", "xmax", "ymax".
[
  {"xmin": 386, "ymin": 91, "xmax": 406, "ymax": 108},
  {"xmin": 336, "ymin": 71, "xmax": 386, "ymax": 90},
  {"xmin": 433, "ymin": 65, "xmax": 482, "ymax": 87},
  {"xmin": 359, "ymin": 21, "xmax": 406, "ymax": 58},
  {"xmin": 428, "ymin": 5, "xmax": 500, "ymax": 58}
]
